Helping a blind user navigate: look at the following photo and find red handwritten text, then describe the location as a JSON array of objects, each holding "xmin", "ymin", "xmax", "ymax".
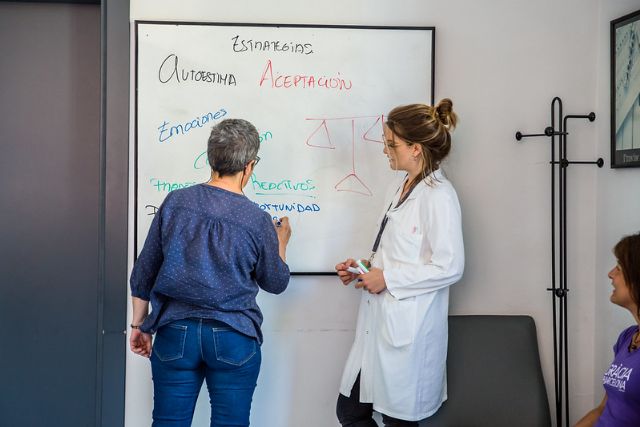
[{"xmin": 259, "ymin": 59, "xmax": 352, "ymax": 91}]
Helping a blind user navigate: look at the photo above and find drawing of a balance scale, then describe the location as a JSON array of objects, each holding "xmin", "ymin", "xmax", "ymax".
[{"xmin": 304, "ymin": 115, "xmax": 384, "ymax": 196}]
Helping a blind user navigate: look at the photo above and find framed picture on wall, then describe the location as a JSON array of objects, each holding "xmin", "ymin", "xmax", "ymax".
[{"xmin": 611, "ymin": 9, "xmax": 640, "ymax": 168}]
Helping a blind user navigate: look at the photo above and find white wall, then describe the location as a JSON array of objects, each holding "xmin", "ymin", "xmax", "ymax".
[
  {"xmin": 126, "ymin": 1, "xmax": 622, "ymax": 426},
  {"xmin": 593, "ymin": 0, "xmax": 640, "ymax": 409}
]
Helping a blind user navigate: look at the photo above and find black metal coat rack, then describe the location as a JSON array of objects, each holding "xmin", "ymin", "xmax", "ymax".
[{"xmin": 515, "ymin": 97, "xmax": 603, "ymax": 427}]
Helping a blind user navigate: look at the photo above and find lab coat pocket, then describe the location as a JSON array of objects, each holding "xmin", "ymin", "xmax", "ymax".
[
  {"xmin": 393, "ymin": 229, "xmax": 423, "ymax": 263},
  {"xmin": 381, "ymin": 292, "xmax": 417, "ymax": 348}
]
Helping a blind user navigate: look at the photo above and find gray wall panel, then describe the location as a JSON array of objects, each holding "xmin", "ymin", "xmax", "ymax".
[
  {"xmin": 103, "ymin": 0, "xmax": 129, "ymax": 333},
  {"xmin": 99, "ymin": 0, "xmax": 130, "ymax": 424},
  {"xmin": 0, "ymin": 3, "xmax": 101, "ymax": 426}
]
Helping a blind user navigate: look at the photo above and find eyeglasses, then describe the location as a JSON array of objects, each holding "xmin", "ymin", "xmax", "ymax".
[
  {"xmin": 384, "ymin": 141, "xmax": 400, "ymax": 149},
  {"xmin": 382, "ymin": 136, "xmax": 404, "ymax": 149},
  {"xmin": 382, "ymin": 135, "xmax": 394, "ymax": 147},
  {"xmin": 382, "ymin": 134, "xmax": 412, "ymax": 149},
  {"xmin": 245, "ymin": 156, "xmax": 260, "ymax": 170}
]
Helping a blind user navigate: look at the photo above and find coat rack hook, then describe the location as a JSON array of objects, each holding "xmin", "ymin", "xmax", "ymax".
[
  {"xmin": 544, "ymin": 127, "xmax": 569, "ymax": 137},
  {"xmin": 515, "ymin": 131, "xmax": 552, "ymax": 141},
  {"xmin": 515, "ymin": 128, "xmax": 569, "ymax": 141}
]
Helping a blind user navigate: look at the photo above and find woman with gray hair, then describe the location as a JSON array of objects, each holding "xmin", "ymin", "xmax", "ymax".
[{"xmin": 129, "ymin": 118, "xmax": 291, "ymax": 426}]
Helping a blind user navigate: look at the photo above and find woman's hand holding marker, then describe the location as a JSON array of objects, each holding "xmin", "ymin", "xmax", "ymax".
[
  {"xmin": 273, "ymin": 216, "xmax": 291, "ymax": 262},
  {"xmin": 273, "ymin": 216, "xmax": 291, "ymax": 241},
  {"xmin": 335, "ymin": 258, "xmax": 360, "ymax": 285},
  {"xmin": 335, "ymin": 258, "xmax": 386, "ymax": 293},
  {"xmin": 354, "ymin": 267, "xmax": 387, "ymax": 294}
]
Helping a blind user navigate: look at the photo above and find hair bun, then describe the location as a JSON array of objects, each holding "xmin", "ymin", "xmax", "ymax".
[{"xmin": 435, "ymin": 98, "xmax": 457, "ymax": 129}]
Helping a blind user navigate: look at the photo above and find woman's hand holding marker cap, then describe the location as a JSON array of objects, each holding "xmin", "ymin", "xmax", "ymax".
[{"xmin": 335, "ymin": 258, "xmax": 362, "ymax": 285}]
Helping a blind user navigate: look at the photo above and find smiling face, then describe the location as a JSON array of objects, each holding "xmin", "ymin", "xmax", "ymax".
[
  {"xmin": 382, "ymin": 125, "xmax": 421, "ymax": 173},
  {"xmin": 609, "ymin": 262, "xmax": 634, "ymax": 309},
  {"xmin": 611, "ymin": 233, "xmax": 640, "ymax": 320}
]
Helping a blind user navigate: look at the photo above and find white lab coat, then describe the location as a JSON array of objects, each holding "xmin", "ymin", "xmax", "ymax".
[{"xmin": 339, "ymin": 169, "xmax": 464, "ymax": 421}]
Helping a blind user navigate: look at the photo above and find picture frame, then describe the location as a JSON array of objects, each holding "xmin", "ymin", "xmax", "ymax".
[{"xmin": 611, "ymin": 9, "xmax": 640, "ymax": 168}]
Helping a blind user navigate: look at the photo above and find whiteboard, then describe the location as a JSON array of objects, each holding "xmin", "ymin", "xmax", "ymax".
[{"xmin": 134, "ymin": 21, "xmax": 434, "ymax": 273}]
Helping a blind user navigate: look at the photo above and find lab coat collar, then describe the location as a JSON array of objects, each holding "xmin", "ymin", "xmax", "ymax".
[{"xmin": 403, "ymin": 169, "xmax": 445, "ymax": 202}]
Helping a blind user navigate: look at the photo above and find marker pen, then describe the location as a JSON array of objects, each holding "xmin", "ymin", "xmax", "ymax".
[
  {"xmin": 346, "ymin": 266, "xmax": 363, "ymax": 274},
  {"xmin": 356, "ymin": 259, "xmax": 370, "ymax": 273}
]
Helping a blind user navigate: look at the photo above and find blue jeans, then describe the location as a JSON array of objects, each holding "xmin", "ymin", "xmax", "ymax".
[{"xmin": 150, "ymin": 318, "xmax": 261, "ymax": 427}]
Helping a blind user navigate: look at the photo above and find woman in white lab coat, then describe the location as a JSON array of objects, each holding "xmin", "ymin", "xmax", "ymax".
[{"xmin": 335, "ymin": 100, "xmax": 464, "ymax": 426}]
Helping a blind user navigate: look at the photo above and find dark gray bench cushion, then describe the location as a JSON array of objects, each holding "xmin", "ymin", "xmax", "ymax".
[{"xmin": 424, "ymin": 315, "xmax": 551, "ymax": 427}]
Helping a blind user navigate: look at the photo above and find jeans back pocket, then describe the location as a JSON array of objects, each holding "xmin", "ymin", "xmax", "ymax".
[
  {"xmin": 212, "ymin": 328, "xmax": 257, "ymax": 366},
  {"xmin": 153, "ymin": 323, "xmax": 187, "ymax": 362}
]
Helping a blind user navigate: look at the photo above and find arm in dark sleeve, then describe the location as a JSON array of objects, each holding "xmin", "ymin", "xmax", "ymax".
[
  {"xmin": 129, "ymin": 205, "xmax": 165, "ymax": 300},
  {"xmin": 254, "ymin": 218, "xmax": 290, "ymax": 294}
]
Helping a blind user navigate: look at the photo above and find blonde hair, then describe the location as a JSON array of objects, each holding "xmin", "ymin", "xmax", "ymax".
[{"xmin": 385, "ymin": 98, "xmax": 457, "ymax": 187}]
